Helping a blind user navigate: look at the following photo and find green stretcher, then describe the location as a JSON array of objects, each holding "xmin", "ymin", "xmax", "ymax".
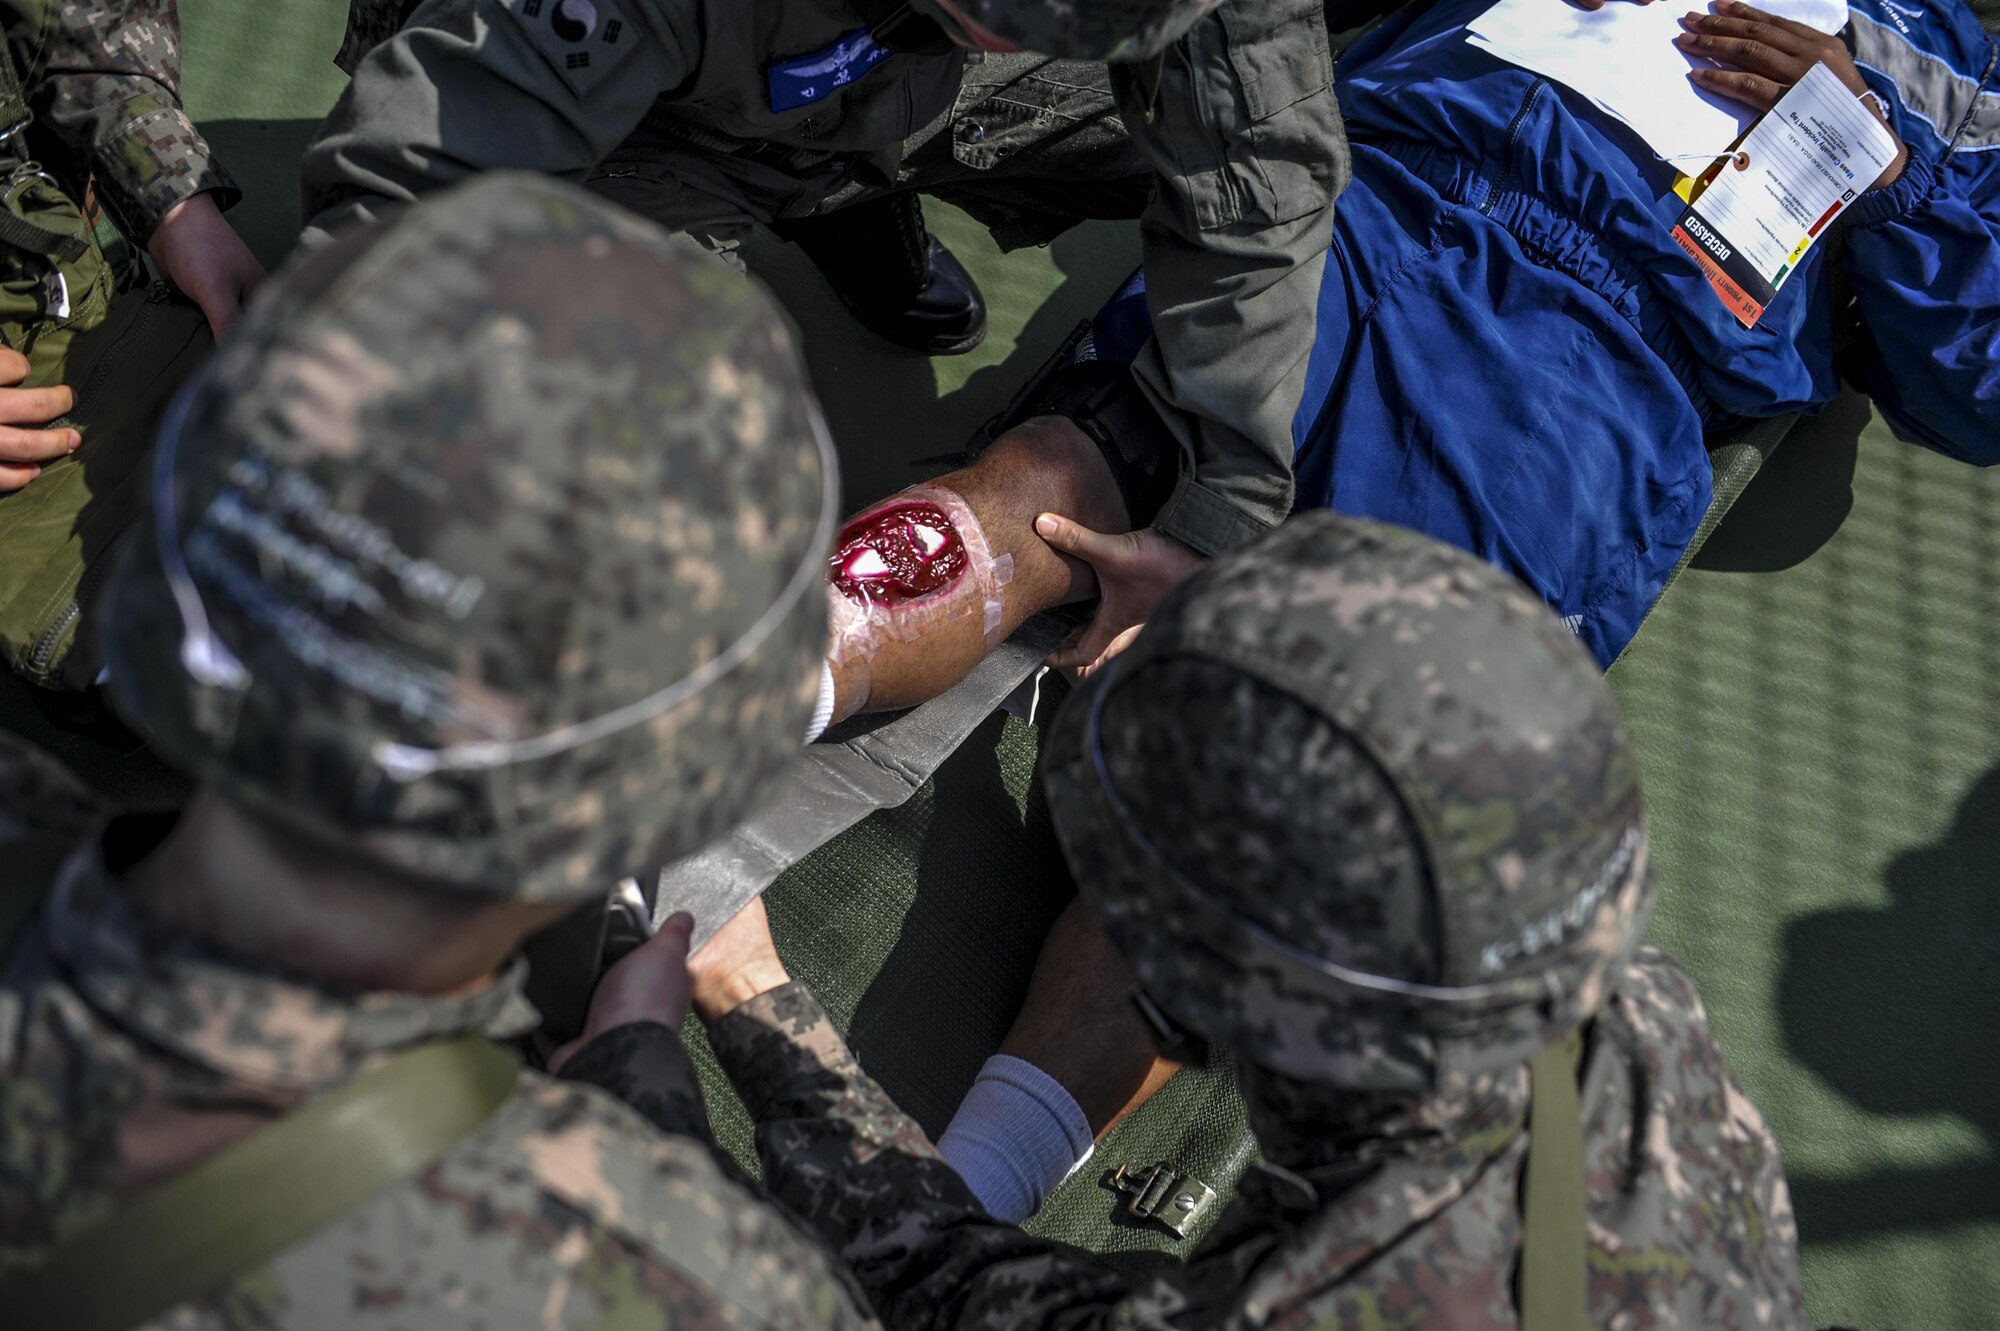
[{"xmin": 677, "ymin": 706, "xmax": 1256, "ymax": 1268}]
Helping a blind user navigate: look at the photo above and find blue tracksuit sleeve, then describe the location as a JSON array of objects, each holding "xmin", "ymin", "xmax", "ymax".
[{"xmin": 1839, "ymin": 6, "xmax": 2000, "ymax": 464}]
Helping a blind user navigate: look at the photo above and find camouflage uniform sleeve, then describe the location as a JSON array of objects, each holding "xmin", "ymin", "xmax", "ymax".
[
  {"xmin": 300, "ymin": 0, "xmax": 690, "ymax": 245},
  {"xmin": 1111, "ymin": 0, "xmax": 1349, "ymax": 556},
  {"xmin": 710, "ymin": 982, "xmax": 1139, "ymax": 1331},
  {"xmin": 554, "ymin": 1020, "xmax": 722, "ymax": 1146},
  {"xmin": 34, "ymin": 0, "xmax": 239, "ymax": 243},
  {"xmin": 1588, "ymin": 945, "xmax": 1810, "ymax": 1328}
]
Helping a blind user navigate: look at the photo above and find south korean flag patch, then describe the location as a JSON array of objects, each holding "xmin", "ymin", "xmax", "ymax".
[{"xmin": 503, "ymin": 0, "xmax": 638, "ymax": 98}]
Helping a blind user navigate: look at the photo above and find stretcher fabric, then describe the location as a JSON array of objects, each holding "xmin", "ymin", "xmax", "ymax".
[
  {"xmin": 653, "ymin": 611, "xmax": 1077, "ymax": 950},
  {"xmin": 676, "ymin": 712, "xmax": 1257, "ymax": 1269}
]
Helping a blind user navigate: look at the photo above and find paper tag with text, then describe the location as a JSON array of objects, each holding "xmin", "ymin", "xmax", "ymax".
[{"xmin": 1669, "ymin": 62, "xmax": 1898, "ymax": 329}]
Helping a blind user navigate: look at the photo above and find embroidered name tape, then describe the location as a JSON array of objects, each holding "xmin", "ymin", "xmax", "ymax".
[{"xmin": 766, "ymin": 28, "xmax": 895, "ymax": 114}]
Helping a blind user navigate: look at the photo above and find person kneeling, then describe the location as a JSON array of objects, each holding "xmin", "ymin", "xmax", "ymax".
[{"xmin": 681, "ymin": 513, "xmax": 1811, "ymax": 1330}]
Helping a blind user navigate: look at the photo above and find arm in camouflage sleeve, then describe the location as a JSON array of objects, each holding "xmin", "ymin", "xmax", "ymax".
[
  {"xmin": 554, "ymin": 1017, "xmax": 783, "ymax": 1197},
  {"xmin": 34, "ymin": 0, "xmax": 239, "ymax": 243},
  {"xmin": 556, "ymin": 1021, "xmax": 721, "ymax": 1144},
  {"xmin": 711, "ymin": 982, "xmax": 1142, "ymax": 1331},
  {"xmin": 1111, "ymin": 0, "xmax": 1348, "ymax": 557},
  {"xmin": 300, "ymin": 0, "xmax": 689, "ymax": 245}
]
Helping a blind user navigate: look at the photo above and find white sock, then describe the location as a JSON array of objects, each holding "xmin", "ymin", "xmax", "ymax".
[
  {"xmin": 804, "ymin": 661, "xmax": 837, "ymax": 744},
  {"xmin": 937, "ymin": 1054, "xmax": 1095, "ymax": 1223}
]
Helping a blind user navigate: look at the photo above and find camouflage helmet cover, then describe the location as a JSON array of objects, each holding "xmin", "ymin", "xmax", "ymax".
[
  {"xmin": 1045, "ymin": 513, "xmax": 1652, "ymax": 1092},
  {"xmin": 912, "ymin": 0, "xmax": 1221, "ymax": 61},
  {"xmin": 102, "ymin": 173, "xmax": 836, "ymax": 901}
]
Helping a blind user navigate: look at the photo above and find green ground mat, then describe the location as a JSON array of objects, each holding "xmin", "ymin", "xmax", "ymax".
[
  {"xmin": 3, "ymin": 3, "xmax": 1988, "ymax": 1324},
  {"xmin": 1608, "ymin": 394, "xmax": 2000, "ymax": 1330}
]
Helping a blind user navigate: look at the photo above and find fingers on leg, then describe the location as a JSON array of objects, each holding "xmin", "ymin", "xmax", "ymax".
[
  {"xmin": 0, "ymin": 384, "xmax": 73, "ymax": 426},
  {"xmin": 0, "ymin": 424, "xmax": 78, "ymax": 463}
]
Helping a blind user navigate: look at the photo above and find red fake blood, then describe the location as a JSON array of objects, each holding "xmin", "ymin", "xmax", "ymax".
[{"xmin": 829, "ymin": 501, "xmax": 968, "ymax": 607}]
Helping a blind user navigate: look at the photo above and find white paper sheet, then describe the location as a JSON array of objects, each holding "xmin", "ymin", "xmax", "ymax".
[{"xmin": 1466, "ymin": 0, "xmax": 1850, "ymax": 165}]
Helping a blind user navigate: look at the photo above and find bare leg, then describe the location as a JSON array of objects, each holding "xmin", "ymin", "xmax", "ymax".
[
  {"xmin": 998, "ymin": 898, "xmax": 1178, "ymax": 1139},
  {"xmin": 826, "ymin": 415, "xmax": 1127, "ymax": 722}
]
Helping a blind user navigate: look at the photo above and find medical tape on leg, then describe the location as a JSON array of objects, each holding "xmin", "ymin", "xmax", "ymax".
[{"xmin": 825, "ymin": 484, "xmax": 1011, "ymax": 709}]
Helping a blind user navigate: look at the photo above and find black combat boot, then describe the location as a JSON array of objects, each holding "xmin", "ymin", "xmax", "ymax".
[{"xmin": 781, "ymin": 192, "xmax": 988, "ymax": 356}]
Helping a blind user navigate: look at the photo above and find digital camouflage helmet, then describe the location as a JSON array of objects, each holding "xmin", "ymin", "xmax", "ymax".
[
  {"xmin": 101, "ymin": 173, "xmax": 837, "ymax": 901},
  {"xmin": 1044, "ymin": 513, "xmax": 1653, "ymax": 1092},
  {"xmin": 911, "ymin": 0, "xmax": 1222, "ymax": 60}
]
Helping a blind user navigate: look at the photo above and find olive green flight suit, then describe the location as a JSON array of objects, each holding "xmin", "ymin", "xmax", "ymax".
[{"xmin": 306, "ymin": 0, "xmax": 1350, "ymax": 556}]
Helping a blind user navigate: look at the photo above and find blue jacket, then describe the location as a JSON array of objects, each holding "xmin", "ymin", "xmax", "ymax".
[{"xmin": 1096, "ymin": 0, "xmax": 1998, "ymax": 664}]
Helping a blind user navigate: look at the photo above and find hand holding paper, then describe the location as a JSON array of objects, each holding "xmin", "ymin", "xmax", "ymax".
[
  {"xmin": 1677, "ymin": 0, "xmax": 1907, "ymax": 190},
  {"xmin": 1466, "ymin": 0, "xmax": 1849, "ymax": 161}
]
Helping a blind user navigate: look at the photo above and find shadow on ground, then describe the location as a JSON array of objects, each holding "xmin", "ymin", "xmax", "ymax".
[
  {"xmin": 1695, "ymin": 390, "xmax": 1869, "ymax": 573},
  {"xmin": 193, "ymin": 119, "xmax": 327, "ymax": 270},
  {"xmin": 1779, "ymin": 764, "xmax": 2000, "ymax": 1244},
  {"xmin": 747, "ymin": 211, "xmax": 1139, "ymax": 508}
]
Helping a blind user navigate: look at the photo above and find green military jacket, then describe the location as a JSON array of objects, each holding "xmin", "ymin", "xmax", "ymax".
[
  {"xmin": 0, "ymin": 754, "xmax": 881, "ymax": 1329},
  {"xmin": 708, "ymin": 946, "xmax": 1809, "ymax": 1330},
  {"xmin": 303, "ymin": 0, "xmax": 1347, "ymax": 556}
]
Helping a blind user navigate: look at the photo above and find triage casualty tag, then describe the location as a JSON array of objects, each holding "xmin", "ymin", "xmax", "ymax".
[{"xmin": 1670, "ymin": 63, "xmax": 1899, "ymax": 329}]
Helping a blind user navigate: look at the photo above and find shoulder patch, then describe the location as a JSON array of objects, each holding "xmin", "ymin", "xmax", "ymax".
[{"xmin": 499, "ymin": 0, "xmax": 641, "ymax": 100}]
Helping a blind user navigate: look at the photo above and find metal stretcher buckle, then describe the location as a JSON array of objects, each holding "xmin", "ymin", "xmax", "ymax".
[{"xmin": 1104, "ymin": 1162, "xmax": 1218, "ymax": 1238}]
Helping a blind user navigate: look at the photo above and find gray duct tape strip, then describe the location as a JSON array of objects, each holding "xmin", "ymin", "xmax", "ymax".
[{"xmin": 658, "ymin": 611, "xmax": 1079, "ymax": 948}]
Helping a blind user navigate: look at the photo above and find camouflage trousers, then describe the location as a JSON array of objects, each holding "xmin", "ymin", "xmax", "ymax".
[{"xmin": 588, "ymin": 53, "xmax": 1153, "ymax": 259}]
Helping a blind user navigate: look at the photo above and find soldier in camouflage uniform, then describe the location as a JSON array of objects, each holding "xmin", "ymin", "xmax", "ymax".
[
  {"xmin": 0, "ymin": 0, "xmax": 256, "ymax": 496},
  {"xmin": 0, "ymin": 172, "xmax": 886, "ymax": 1329},
  {"xmin": 0, "ymin": 0, "xmax": 264, "ymax": 694},
  {"xmin": 688, "ymin": 512, "xmax": 1809, "ymax": 1329},
  {"xmin": 307, "ymin": 0, "xmax": 1346, "ymax": 666},
  {"xmin": 7, "ymin": 0, "xmax": 261, "ymax": 348}
]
